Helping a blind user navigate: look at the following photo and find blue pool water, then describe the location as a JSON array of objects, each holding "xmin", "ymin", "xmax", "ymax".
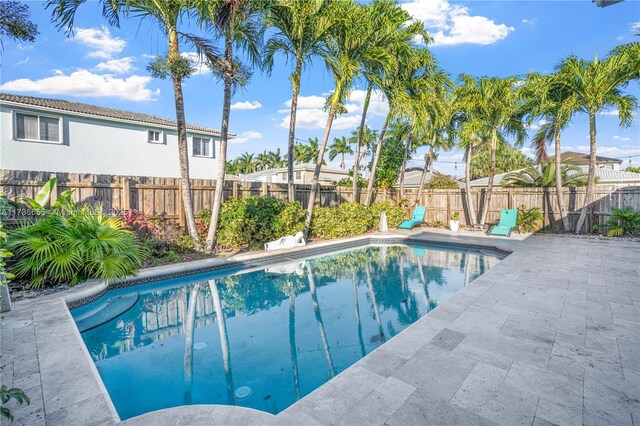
[{"xmin": 72, "ymin": 243, "xmax": 504, "ymax": 419}]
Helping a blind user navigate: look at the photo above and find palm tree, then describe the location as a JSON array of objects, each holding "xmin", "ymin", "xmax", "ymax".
[
  {"xmin": 198, "ymin": 0, "xmax": 265, "ymax": 252},
  {"xmin": 328, "ymin": 136, "xmax": 353, "ymax": 169},
  {"xmin": 521, "ymin": 71, "xmax": 579, "ymax": 232},
  {"xmin": 456, "ymin": 75, "xmax": 526, "ymax": 225},
  {"xmin": 208, "ymin": 279, "xmax": 234, "ymax": 404},
  {"xmin": 303, "ymin": 0, "xmax": 395, "ymax": 236},
  {"xmin": 502, "ymin": 161, "xmax": 589, "ymax": 188},
  {"xmin": 264, "ymin": 0, "xmax": 332, "ymax": 202},
  {"xmin": 183, "ymin": 284, "xmax": 200, "ymax": 404},
  {"xmin": 557, "ymin": 51, "xmax": 638, "ymax": 233},
  {"xmin": 306, "ymin": 264, "xmax": 335, "ymax": 378},
  {"xmin": 235, "ymin": 152, "xmax": 256, "ymax": 174},
  {"xmin": 47, "ymin": 0, "xmax": 213, "ymax": 245},
  {"xmin": 348, "ymin": 126, "xmax": 377, "ymax": 172}
]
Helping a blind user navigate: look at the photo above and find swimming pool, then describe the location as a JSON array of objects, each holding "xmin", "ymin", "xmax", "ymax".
[{"xmin": 71, "ymin": 242, "xmax": 504, "ymax": 420}]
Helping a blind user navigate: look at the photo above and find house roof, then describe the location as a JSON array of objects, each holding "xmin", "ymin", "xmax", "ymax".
[
  {"xmin": 470, "ymin": 167, "xmax": 640, "ymax": 187},
  {"xmin": 542, "ymin": 151, "xmax": 623, "ymax": 166},
  {"xmin": 0, "ymin": 93, "xmax": 224, "ymax": 136},
  {"xmin": 240, "ymin": 163, "xmax": 349, "ymax": 180}
]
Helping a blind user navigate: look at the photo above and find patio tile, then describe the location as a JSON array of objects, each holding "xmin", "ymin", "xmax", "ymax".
[
  {"xmin": 283, "ymin": 382, "xmax": 359, "ymax": 425},
  {"xmin": 499, "ymin": 319, "xmax": 556, "ymax": 345},
  {"xmin": 375, "ymin": 377, "xmax": 416, "ymax": 404},
  {"xmin": 334, "ymin": 390, "xmax": 401, "ymax": 426},
  {"xmin": 583, "ymin": 368, "xmax": 640, "ymax": 426},
  {"xmin": 535, "ymin": 399, "xmax": 582, "ymax": 426},
  {"xmin": 430, "ymin": 328, "xmax": 465, "ymax": 351},
  {"xmin": 357, "ymin": 348, "xmax": 407, "ymax": 378},
  {"xmin": 551, "ymin": 340, "xmax": 624, "ymax": 379}
]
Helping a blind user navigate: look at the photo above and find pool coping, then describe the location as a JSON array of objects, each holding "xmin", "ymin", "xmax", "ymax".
[{"xmin": 8, "ymin": 230, "xmax": 523, "ymax": 425}]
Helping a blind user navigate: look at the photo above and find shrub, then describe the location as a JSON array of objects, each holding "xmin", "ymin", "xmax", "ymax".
[
  {"xmin": 425, "ymin": 172, "xmax": 461, "ymax": 189},
  {"xmin": 7, "ymin": 205, "xmax": 146, "ymax": 288},
  {"xmin": 516, "ymin": 205, "xmax": 543, "ymax": 233},
  {"xmin": 215, "ymin": 196, "xmax": 306, "ymax": 250},
  {"xmin": 310, "ymin": 202, "xmax": 375, "ymax": 239},
  {"xmin": 370, "ymin": 201, "xmax": 406, "ymax": 229},
  {"xmin": 596, "ymin": 206, "xmax": 640, "ymax": 237}
]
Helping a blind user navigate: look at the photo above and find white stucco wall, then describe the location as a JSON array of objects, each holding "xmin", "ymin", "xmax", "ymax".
[{"xmin": 0, "ymin": 103, "xmax": 220, "ymax": 179}]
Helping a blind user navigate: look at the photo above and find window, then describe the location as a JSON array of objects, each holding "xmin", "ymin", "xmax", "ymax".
[
  {"xmin": 193, "ymin": 136, "xmax": 213, "ymax": 157},
  {"xmin": 15, "ymin": 112, "xmax": 60, "ymax": 143},
  {"xmin": 295, "ymin": 171, "xmax": 301, "ymax": 180},
  {"xmin": 148, "ymin": 130, "xmax": 162, "ymax": 144}
]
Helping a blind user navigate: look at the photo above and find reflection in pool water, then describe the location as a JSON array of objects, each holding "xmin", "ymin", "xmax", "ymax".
[{"xmin": 72, "ymin": 244, "xmax": 503, "ymax": 419}]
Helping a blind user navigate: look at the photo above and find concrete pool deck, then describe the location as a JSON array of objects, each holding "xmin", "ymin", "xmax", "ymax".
[{"xmin": 1, "ymin": 230, "xmax": 638, "ymax": 425}]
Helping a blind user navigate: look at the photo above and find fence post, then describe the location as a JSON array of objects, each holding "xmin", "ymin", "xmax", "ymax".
[
  {"xmin": 178, "ymin": 179, "xmax": 186, "ymax": 229},
  {"xmin": 121, "ymin": 176, "xmax": 130, "ymax": 211},
  {"xmin": 262, "ymin": 181, "xmax": 268, "ymax": 196},
  {"xmin": 49, "ymin": 172, "xmax": 58, "ymax": 206},
  {"xmin": 232, "ymin": 180, "xmax": 238, "ymax": 199},
  {"xmin": 446, "ymin": 191, "xmax": 451, "ymax": 221},
  {"xmin": 507, "ymin": 190, "xmax": 512, "ymax": 209}
]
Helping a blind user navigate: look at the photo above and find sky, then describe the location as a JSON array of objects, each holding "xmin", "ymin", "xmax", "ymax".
[{"xmin": 1, "ymin": 0, "xmax": 639, "ymax": 177}]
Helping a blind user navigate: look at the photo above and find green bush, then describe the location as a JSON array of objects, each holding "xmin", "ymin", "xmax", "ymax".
[
  {"xmin": 516, "ymin": 205, "xmax": 543, "ymax": 233},
  {"xmin": 310, "ymin": 202, "xmax": 375, "ymax": 239},
  {"xmin": 214, "ymin": 196, "xmax": 306, "ymax": 250},
  {"xmin": 596, "ymin": 206, "xmax": 640, "ymax": 237},
  {"xmin": 7, "ymin": 205, "xmax": 146, "ymax": 288},
  {"xmin": 370, "ymin": 201, "xmax": 407, "ymax": 228},
  {"xmin": 425, "ymin": 172, "xmax": 461, "ymax": 189}
]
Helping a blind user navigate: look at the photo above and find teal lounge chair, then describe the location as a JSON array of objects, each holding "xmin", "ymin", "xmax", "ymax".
[
  {"xmin": 398, "ymin": 206, "xmax": 426, "ymax": 230},
  {"xmin": 488, "ymin": 209, "xmax": 518, "ymax": 236}
]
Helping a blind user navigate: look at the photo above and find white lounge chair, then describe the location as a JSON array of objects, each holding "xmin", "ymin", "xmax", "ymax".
[
  {"xmin": 265, "ymin": 261, "xmax": 307, "ymax": 276},
  {"xmin": 264, "ymin": 231, "xmax": 306, "ymax": 252}
]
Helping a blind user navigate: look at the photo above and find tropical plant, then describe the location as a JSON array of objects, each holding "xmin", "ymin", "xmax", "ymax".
[
  {"xmin": 456, "ymin": 75, "xmax": 527, "ymax": 225},
  {"xmin": 197, "ymin": 0, "xmax": 266, "ymax": 253},
  {"xmin": 295, "ymin": 137, "xmax": 325, "ymax": 164},
  {"xmin": 328, "ymin": 136, "xmax": 353, "ymax": 169},
  {"xmin": 626, "ymin": 166, "xmax": 640, "ymax": 173},
  {"xmin": 502, "ymin": 161, "xmax": 589, "ymax": 188},
  {"xmin": 451, "ymin": 211, "xmax": 460, "ymax": 221},
  {"xmin": 557, "ymin": 47, "xmax": 638, "ymax": 233},
  {"xmin": 596, "ymin": 206, "xmax": 640, "ymax": 237},
  {"xmin": 7, "ymin": 204, "xmax": 146, "ymax": 288},
  {"xmin": 264, "ymin": 0, "xmax": 332, "ymax": 201},
  {"xmin": 47, "ymin": 0, "xmax": 218, "ymax": 245},
  {"xmin": 0, "ymin": 0, "xmax": 38, "ymax": 50},
  {"xmin": 515, "ymin": 205, "xmax": 543, "ymax": 233},
  {"xmin": 425, "ymin": 172, "xmax": 460, "ymax": 189},
  {"xmin": 1, "ymin": 385, "xmax": 30, "ymax": 423}
]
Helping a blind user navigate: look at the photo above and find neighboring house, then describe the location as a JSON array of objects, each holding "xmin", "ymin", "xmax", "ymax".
[
  {"xmin": 396, "ymin": 167, "xmax": 463, "ymax": 188},
  {"xmin": 541, "ymin": 151, "xmax": 623, "ymax": 171},
  {"xmin": 239, "ymin": 163, "xmax": 350, "ymax": 184},
  {"xmin": 0, "ymin": 94, "xmax": 228, "ymax": 179},
  {"xmin": 471, "ymin": 166, "xmax": 640, "ymax": 188}
]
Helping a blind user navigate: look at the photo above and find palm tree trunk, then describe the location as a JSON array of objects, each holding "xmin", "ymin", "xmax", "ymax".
[
  {"xmin": 288, "ymin": 294, "xmax": 301, "ymax": 400},
  {"xmin": 304, "ymin": 104, "xmax": 336, "ymax": 237},
  {"xmin": 168, "ymin": 29, "xmax": 199, "ymax": 244},
  {"xmin": 352, "ymin": 84, "xmax": 373, "ymax": 203},
  {"xmin": 183, "ymin": 285, "xmax": 200, "ymax": 404},
  {"xmin": 480, "ymin": 128, "xmax": 497, "ymax": 225},
  {"xmin": 365, "ymin": 113, "xmax": 390, "ymax": 206},
  {"xmin": 352, "ymin": 272, "xmax": 366, "ymax": 358},
  {"xmin": 464, "ymin": 144, "xmax": 477, "ymax": 226},
  {"xmin": 365, "ymin": 263, "xmax": 384, "ymax": 342},
  {"xmin": 554, "ymin": 130, "xmax": 570, "ymax": 232},
  {"xmin": 341, "ymin": 152, "xmax": 345, "ymax": 170},
  {"xmin": 575, "ymin": 112, "xmax": 597, "ymax": 234},
  {"xmin": 205, "ymin": 36, "xmax": 233, "ymax": 252},
  {"xmin": 399, "ymin": 131, "xmax": 412, "ymax": 202},
  {"xmin": 287, "ymin": 57, "xmax": 303, "ymax": 202},
  {"xmin": 307, "ymin": 265, "xmax": 335, "ymax": 378},
  {"xmin": 416, "ymin": 138, "xmax": 435, "ymax": 202},
  {"xmin": 209, "ymin": 279, "xmax": 234, "ymax": 404}
]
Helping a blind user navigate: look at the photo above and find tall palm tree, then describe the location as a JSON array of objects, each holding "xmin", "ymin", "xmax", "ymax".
[
  {"xmin": 306, "ymin": 264, "xmax": 335, "ymax": 378},
  {"xmin": 264, "ymin": 0, "xmax": 332, "ymax": 202},
  {"xmin": 521, "ymin": 71, "xmax": 579, "ymax": 232},
  {"xmin": 183, "ymin": 284, "xmax": 200, "ymax": 404},
  {"xmin": 208, "ymin": 279, "xmax": 234, "ymax": 404},
  {"xmin": 47, "ymin": 0, "xmax": 212, "ymax": 244},
  {"xmin": 328, "ymin": 136, "xmax": 353, "ymax": 169},
  {"xmin": 348, "ymin": 126, "xmax": 378, "ymax": 173},
  {"xmin": 198, "ymin": 0, "xmax": 265, "ymax": 252},
  {"xmin": 456, "ymin": 75, "xmax": 526, "ymax": 225},
  {"xmin": 557, "ymin": 51, "xmax": 638, "ymax": 233},
  {"xmin": 235, "ymin": 152, "xmax": 256, "ymax": 174},
  {"xmin": 303, "ymin": 0, "xmax": 394, "ymax": 236}
]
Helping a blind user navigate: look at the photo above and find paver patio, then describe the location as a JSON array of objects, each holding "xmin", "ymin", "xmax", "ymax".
[{"xmin": 1, "ymin": 232, "xmax": 638, "ymax": 425}]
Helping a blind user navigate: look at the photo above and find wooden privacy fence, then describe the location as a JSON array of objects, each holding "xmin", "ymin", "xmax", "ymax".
[{"xmin": 2, "ymin": 170, "xmax": 639, "ymax": 231}]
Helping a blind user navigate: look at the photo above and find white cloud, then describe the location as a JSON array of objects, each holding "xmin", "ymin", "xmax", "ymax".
[
  {"xmin": 279, "ymin": 90, "xmax": 389, "ymax": 130},
  {"xmin": 402, "ymin": 0, "xmax": 514, "ymax": 46},
  {"xmin": 95, "ymin": 57, "xmax": 135, "ymax": 74},
  {"xmin": 71, "ymin": 26, "xmax": 126, "ymax": 59},
  {"xmin": 231, "ymin": 130, "xmax": 262, "ymax": 144},
  {"xmin": 613, "ymin": 135, "xmax": 630, "ymax": 141},
  {"xmin": 575, "ymin": 145, "xmax": 640, "ymax": 158},
  {"xmin": 0, "ymin": 69, "xmax": 159, "ymax": 102},
  {"xmin": 231, "ymin": 101, "xmax": 263, "ymax": 110},
  {"xmin": 599, "ymin": 109, "xmax": 619, "ymax": 116},
  {"xmin": 521, "ymin": 18, "xmax": 535, "ymax": 25},
  {"xmin": 15, "ymin": 57, "xmax": 31, "ymax": 66},
  {"xmin": 632, "ymin": 22, "xmax": 640, "ymax": 33},
  {"xmin": 181, "ymin": 52, "xmax": 209, "ymax": 75}
]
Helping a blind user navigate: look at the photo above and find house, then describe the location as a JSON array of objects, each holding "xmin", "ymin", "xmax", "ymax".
[
  {"xmin": 0, "ymin": 94, "xmax": 226, "ymax": 179},
  {"xmin": 470, "ymin": 152, "xmax": 640, "ymax": 188},
  {"xmin": 239, "ymin": 163, "xmax": 350, "ymax": 184}
]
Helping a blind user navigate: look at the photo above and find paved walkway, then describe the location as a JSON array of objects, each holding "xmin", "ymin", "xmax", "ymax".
[{"xmin": 1, "ymin": 233, "xmax": 638, "ymax": 425}]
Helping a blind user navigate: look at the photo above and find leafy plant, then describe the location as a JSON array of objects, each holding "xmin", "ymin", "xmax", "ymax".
[
  {"xmin": 370, "ymin": 201, "xmax": 406, "ymax": 229},
  {"xmin": 1, "ymin": 385, "xmax": 30, "ymax": 422},
  {"xmin": 7, "ymin": 204, "xmax": 146, "ymax": 288},
  {"xmin": 516, "ymin": 205, "xmax": 543, "ymax": 233},
  {"xmin": 425, "ymin": 173, "xmax": 460, "ymax": 190},
  {"xmin": 451, "ymin": 211, "xmax": 460, "ymax": 221},
  {"xmin": 502, "ymin": 161, "xmax": 589, "ymax": 188},
  {"xmin": 596, "ymin": 206, "xmax": 640, "ymax": 237},
  {"xmin": 625, "ymin": 166, "xmax": 640, "ymax": 174},
  {"xmin": 310, "ymin": 202, "xmax": 375, "ymax": 239}
]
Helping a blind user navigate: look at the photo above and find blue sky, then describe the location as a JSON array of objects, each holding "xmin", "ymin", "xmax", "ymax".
[{"xmin": 1, "ymin": 0, "xmax": 639, "ymax": 176}]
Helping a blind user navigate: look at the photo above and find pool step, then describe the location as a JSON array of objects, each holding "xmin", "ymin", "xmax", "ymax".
[{"xmin": 75, "ymin": 293, "xmax": 140, "ymax": 333}]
